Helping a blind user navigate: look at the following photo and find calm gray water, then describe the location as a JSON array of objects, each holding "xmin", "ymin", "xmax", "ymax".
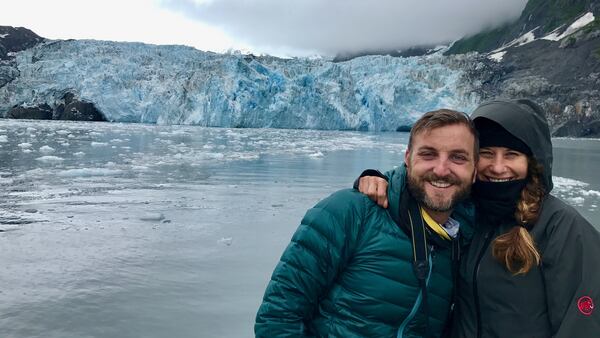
[{"xmin": 0, "ymin": 120, "xmax": 598, "ymax": 338}]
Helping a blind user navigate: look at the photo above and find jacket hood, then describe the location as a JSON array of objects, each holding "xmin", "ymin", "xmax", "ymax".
[{"xmin": 471, "ymin": 99, "xmax": 553, "ymax": 192}]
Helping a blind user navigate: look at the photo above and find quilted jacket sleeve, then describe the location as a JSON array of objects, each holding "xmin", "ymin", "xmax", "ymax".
[
  {"xmin": 540, "ymin": 201, "xmax": 600, "ymax": 337},
  {"xmin": 254, "ymin": 189, "xmax": 364, "ymax": 337}
]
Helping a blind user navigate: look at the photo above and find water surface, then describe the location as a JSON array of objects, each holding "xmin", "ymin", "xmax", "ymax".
[{"xmin": 0, "ymin": 120, "xmax": 598, "ymax": 338}]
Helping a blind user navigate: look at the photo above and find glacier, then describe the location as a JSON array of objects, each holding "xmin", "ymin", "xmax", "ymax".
[{"xmin": 0, "ymin": 40, "xmax": 480, "ymax": 130}]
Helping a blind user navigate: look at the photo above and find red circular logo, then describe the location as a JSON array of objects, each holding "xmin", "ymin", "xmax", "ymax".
[{"xmin": 578, "ymin": 296, "xmax": 594, "ymax": 316}]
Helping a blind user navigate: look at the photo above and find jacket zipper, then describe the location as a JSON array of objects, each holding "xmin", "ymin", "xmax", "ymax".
[
  {"xmin": 473, "ymin": 229, "xmax": 495, "ymax": 338},
  {"xmin": 397, "ymin": 247, "xmax": 434, "ymax": 338}
]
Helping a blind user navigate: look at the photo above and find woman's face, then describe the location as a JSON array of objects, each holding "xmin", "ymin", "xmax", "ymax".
[{"xmin": 477, "ymin": 147, "xmax": 528, "ymax": 182}]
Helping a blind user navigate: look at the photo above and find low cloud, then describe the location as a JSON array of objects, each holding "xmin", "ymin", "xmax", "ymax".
[{"xmin": 162, "ymin": 0, "xmax": 527, "ymax": 56}]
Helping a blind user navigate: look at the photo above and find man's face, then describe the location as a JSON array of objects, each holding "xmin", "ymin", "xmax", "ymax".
[{"xmin": 405, "ymin": 124, "xmax": 476, "ymax": 217}]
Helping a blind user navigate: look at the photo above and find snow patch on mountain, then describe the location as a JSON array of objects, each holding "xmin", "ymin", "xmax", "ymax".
[
  {"xmin": 486, "ymin": 12, "xmax": 596, "ymax": 63},
  {"xmin": 488, "ymin": 51, "xmax": 507, "ymax": 62},
  {"xmin": 542, "ymin": 12, "xmax": 596, "ymax": 41},
  {"xmin": 492, "ymin": 28, "xmax": 538, "ymax": 54}
]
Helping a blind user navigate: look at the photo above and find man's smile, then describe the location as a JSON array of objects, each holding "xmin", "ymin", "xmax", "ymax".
[{"xmin": 428, "ymin": 180, "xmax": 452, "ymax": 188}]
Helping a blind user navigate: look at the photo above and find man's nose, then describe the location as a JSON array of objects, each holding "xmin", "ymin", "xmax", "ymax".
[{"xmin": 432, "ymin": 158, "xmax": 451, "ymax": 177}]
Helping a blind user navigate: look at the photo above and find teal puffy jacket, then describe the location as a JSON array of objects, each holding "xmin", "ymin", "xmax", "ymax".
[{"xmin": 255, "ymin": 166, "xmax": 474, "ymax": 337}]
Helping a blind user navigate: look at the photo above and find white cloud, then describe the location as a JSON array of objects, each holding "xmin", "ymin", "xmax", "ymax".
[
  {"xmin": 162, "ymin": 0, "xmax": 528, "ymax": 56},
  {"xmin": 0, "ymin": 0, "xmax": 249, "ymax": 53},
  {"xmin": 1, "ymin": 0, "xmax": 528, "ymax": 57}
]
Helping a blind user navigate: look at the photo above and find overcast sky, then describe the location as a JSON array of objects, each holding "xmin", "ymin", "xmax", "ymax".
[{"xmin": 1, "ymin": 0, "xmax": 527, "ymax": 57}]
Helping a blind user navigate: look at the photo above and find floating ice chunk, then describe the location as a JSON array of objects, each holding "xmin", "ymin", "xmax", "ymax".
[
  {"xmin": 218, "ymin": 237, "xmax": 233, "ymax": 246},
  {"xmin": 230, "ymin": 153, "xmax": 259, "ymax": 160},
  {"xmin": 18, "ymin": 142, "xmax": 32, "ymax": 148},
  {"xmin": 55, "ymin": 130, "xmax": 70, "ymax": 135},
  {"xmin": 74, "ymin": 152, "xmax": 85, "ymax": 157},
  {"xmin": 35, "ymin": 155, "xmax": 64, "ymax": 163},
  {"xmin": 0, "ymin": 177, "xmax": 13, "ymax": 185},
  {"xmin": 91, "ymin": 142, "xmax": 108, "ymax": 147},
  {"xmin": 308, "ymin": 151, "xmax": 324, "ymax": 158},
  {"xmin": 57, "ymin": 168, "xmax": 123, "ymax": 177},
  {"xmin": 140, "ymin": 212, "xmax": 165, "ymax": 221},
  {"xmin": 553, "ymin": 176, "xmax": 588, "ymax": 188},
  {"xmin": 39, "ymin": 145, "xmax": 55, "ymax": 154},
  {"xmin": 582, "ymin": 190, "xmax": 600, "ymax": 197},
  {"xmin": 26, "ymin": 127, "xmax": 36, "ymax": 132},
  {"xmin": 22, "ymin": 149, "xmax": 32, "ymax": 153},
  {"xmin": 25, "ymin": 168, "xmax": 46, "ymax": 175},
  {"xmin": 0, "ymin": 135, "xmax": 7, "ymax": 143},
  {"xmin": 131, "ymin": 165, "xmax": 150, "ymax": 171},
  {"xmin": 565, "ymin": 197, "xmax": 585, "ymax": 205}
]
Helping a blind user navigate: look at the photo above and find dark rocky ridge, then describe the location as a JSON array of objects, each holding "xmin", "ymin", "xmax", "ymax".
[
  {"xmin": 457, "ymin": 25, "xmax": 600, "ymax": 137},
  {"xmin": 0, "ymin": 26, "xmax": 44, "ymax": 60},
  {"xmin": 5, "ymin": 92, "xmax": 106, "ymax": 122},
  {"xmin": 1, "ymin": 27, "xmax": 107, "ymax": 122}
]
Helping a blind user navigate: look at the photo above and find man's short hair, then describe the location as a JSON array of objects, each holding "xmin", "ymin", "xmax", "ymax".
[{"xmin": 408, "ymin": 109, "xmax": 479, "ymax": 157}]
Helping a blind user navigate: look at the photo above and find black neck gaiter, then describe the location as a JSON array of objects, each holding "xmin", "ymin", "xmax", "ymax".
[{"xmin": 472, "ymin": 179, "xmax": 527, "ymax": 226}]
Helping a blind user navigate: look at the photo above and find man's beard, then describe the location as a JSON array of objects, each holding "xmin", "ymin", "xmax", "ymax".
[{"xmin": 407, "ymin": 171, "xmax": 471, "ymax": 212}]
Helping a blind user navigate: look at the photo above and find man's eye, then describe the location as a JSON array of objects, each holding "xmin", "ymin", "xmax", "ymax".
[
  {"xmin": 419, "ymin": 152, "xmax": 435, "ymax": 158},
  {"xmin": 451, "ymin": 154, "xmax": 467, "ymax": 162}
]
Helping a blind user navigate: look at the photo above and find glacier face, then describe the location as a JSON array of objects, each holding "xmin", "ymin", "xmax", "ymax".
[{"xmin": 0, "ymin": 40, "xmax": 480, "ymax": 130}]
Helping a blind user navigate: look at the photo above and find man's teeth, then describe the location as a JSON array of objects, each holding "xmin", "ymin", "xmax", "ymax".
[
  {"xmin": 430, "ymin": 181, "xmax": 451, "ymax": 188},
  {"xmin": 489, "ymin": 178, "xmax": 513, "ymax": 182}
]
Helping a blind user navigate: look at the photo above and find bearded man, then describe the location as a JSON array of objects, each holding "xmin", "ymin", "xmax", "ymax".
[{"xmin": 255, "ymin": 109, "xmax": 478, "ymax": 337}]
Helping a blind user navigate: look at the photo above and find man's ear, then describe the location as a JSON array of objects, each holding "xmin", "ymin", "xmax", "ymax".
[
  {"xmin": 472, "ymin": 168, "xmax": 477, "ymax": 183},
  {"xmin": 404, "ymin": 148, "xmax": 411, "ymax": 168}
]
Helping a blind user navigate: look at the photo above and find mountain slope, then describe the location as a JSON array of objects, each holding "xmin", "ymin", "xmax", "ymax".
[
  {"xmin": 0, "ymin": 26, "xmax": 44, "ymax": 60},
  {"xmin": 447, "ymin": 0, "xmax": 599, "ymax": 54}
]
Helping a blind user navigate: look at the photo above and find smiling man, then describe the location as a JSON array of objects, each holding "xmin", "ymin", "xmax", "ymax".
[{"xmin": 255, "ymin": 109, "xmax": 477, "ymax": 337}]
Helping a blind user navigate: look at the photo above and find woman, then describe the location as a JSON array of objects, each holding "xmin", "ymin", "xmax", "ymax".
[{"xmin": 357, "ymin": 99, "xmax": 600, "ymax": 337}]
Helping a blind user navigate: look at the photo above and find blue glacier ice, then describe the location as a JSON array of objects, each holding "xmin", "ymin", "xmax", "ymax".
[{"xmin": 0, "ymin": 40, "xmax": 480, "ymax": 130}]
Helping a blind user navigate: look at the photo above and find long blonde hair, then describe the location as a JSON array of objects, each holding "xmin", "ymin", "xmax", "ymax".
[{"xmin": 491, "ymin": 158, "xmax": 545, "ymax": 275}]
